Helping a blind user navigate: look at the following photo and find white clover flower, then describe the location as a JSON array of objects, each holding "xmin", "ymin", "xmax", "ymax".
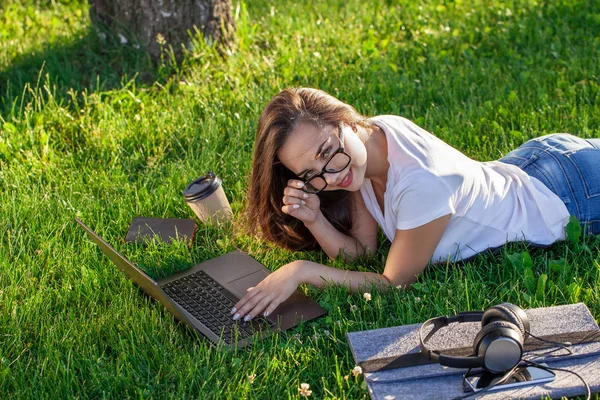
[
  {"xmin": 299, "ymin": 382, "xmax": 312, "ymax": 397},
  {"xmin": 247, "ymin": 373, "xmax": 256, "ymax": 384},
  {"xmin": 350, "ymin": 304, "xmax": 358, "ymax": 312},
  {"xmin": 363, "ymin": 292, "xmax": 372, "ymax": 301},
  {"xmin": 352, "ymin": 365, "xmax": 363, "ymax": 377}
]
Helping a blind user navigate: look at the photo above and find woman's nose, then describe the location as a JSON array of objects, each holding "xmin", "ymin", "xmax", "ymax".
[{"xmin": 324, "ymin": 171, "xmax": 341, "ymax": 185}]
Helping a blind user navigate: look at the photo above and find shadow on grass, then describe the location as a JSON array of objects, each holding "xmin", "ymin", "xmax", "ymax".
[{"xmin": 0, "ymin": 24, "xmax": 157, "ymax": 115}]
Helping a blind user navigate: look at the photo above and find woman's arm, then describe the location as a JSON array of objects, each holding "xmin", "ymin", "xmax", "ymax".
[
  {"xmin": 304, "ymin": 191, "xmax": 378, "ymax": 261},
  {"xmin": 302, "ymin": 213, "xmax": 451, "ymax": 288},
  {"xmin": 231, "ymin": 214, "xmax": 451, "ymax": 321}
]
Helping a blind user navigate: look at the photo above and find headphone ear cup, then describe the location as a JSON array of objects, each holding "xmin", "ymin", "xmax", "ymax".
[
  {"xmin": 481, "ymin": 304, "xmax": 528, "ymax": 340},
  {"xmin": 501, "ymin": 303, "xmax": 530, "ymax": 339},
  {"xmin": 474, "ymin": 321, "xmax": 515, "ymax": 353},
  {"xmin": 473, "ymin": 320, "xmax": 524, "ymax": 373}
]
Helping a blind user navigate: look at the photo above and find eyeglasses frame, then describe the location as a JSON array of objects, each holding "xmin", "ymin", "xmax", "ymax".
[{"xmin": 301, "ymin": 125, "xmax": 352, "ymax": 194}]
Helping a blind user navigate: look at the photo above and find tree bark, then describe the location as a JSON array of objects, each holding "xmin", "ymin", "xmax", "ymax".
[{"xmin": 88, "ymin": 0, "xmax": 235, "ymax": 60}]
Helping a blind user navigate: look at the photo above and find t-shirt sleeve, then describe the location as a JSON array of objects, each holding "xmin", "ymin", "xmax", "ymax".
[{"xmin": 392, "ymin": 170, "xmax": 455, "ymax": 230}]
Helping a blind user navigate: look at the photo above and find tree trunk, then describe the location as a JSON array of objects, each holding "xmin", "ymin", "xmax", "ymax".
[{"xmin": 88, "ymin": 0, "xmax": 234, "ymax": 60}]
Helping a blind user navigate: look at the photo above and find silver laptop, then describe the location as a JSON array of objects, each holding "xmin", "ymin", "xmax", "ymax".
[{"xmin": 76, "ymin": 218, "xmax": 327, "ymax": 348}]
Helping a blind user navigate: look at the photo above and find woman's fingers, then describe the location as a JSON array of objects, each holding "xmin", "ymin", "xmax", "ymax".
[
  {"xmin": 244, "ymin": 295, "xmax": 276, "ymax": 322},
  {"xmin": 262, "ymin": 297, "xmax": 282, "ymax": 318},
  {"xmin": 281, "ymin": 180, "xmax": 320, "ymax": 223},
  {"xmin": 233, "ymin": 290, "xmax": 272, "ymax": 321},
  {"xmin": 230, "ymin": 263, "xmax": 300, "ymax": 323},
  {"xmin": 283, "ymin": 195, "xmax": 306, "ymax": 205},
  {"xmin": 287, "ymin": 179, "xmax": 305, "ymax": 189},
  {"xmin": 283, "ymin": 181, "xmax": 309, "ymax": 200},
  {"xmin": 282, "ymin": 204, "xmax": 302, "ymax": 214},
  {"xmin": 283, "ymin": 186, "xmax": 308, "ymax": 197},
  {"xmin": 232, "ymin": 286, "xmax": 260, "ymax": 317},
  {"xmin": 231, "ymin": 285, "xmax": 280, "ymax": 322},
  {"xmin": 283, "ymin": 187, "xmax": 309, "ymax": 202}
]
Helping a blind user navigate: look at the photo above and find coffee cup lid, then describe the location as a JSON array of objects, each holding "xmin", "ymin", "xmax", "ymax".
[{"xmin": 183, "ymin": 172, "xmax": 222, "ymax": 201}]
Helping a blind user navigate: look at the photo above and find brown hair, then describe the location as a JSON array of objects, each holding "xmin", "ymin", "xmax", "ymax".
[{"xmin": 243, "ymin": 88, "xmax": 373, "ymax": 251}]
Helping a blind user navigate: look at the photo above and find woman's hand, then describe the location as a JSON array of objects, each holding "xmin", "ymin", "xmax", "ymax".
[
  {"xmin": 231, "ymin": 261, "xmax": 302, "ymax": 322},
  {"xmin": 281, "ymin": 180, "xmax": 321, "ymax": 225}
]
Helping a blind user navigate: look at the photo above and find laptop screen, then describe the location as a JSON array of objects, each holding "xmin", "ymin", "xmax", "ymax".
[{"xmin": 75, "ymin": 218, "xmax": 189, "ymax": 324}]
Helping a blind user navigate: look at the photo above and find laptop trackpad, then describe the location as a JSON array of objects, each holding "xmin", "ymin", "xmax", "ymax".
[{"xmin": 226, "ymin": 270, "xmax": 269, "ymax": 298}]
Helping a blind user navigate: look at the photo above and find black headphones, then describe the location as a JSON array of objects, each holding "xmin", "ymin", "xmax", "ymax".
[{"xmin": 419, "ymin": 303, "xmax": 530, "ymax": 374}]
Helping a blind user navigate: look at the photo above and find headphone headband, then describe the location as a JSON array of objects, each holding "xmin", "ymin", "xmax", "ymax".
[{"xmin": 419, "ymin": 311, "xmax": 485, "ymax": 362}]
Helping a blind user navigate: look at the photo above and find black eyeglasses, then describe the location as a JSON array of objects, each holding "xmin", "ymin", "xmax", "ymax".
[{"xmin": 301, "ymin": 126, "xmax": 352, "ymax": 194}]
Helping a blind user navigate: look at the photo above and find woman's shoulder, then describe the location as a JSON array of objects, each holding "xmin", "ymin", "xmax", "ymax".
[
  {"xmin": 370, "ymin": 115, "xmax": 435, "ymax": 142},
  {"xmin": 370, "ymin": 114, "xmax": 413, "ymax": 128},
  {"xmin": 369, "ymin": 115, "xmax": 439, "ymax": 168}
]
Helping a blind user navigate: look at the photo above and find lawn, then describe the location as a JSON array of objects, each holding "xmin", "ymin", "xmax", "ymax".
[{"xmin": 1, "ymin": 0, "xmax": 599, "ymax": 398}]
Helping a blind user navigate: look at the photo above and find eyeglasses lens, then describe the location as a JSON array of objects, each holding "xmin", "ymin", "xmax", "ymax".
[
  {"xmin": 304, "ymin": 177, "xmax": 326, "ymax": 193},
  {"xmin": 324, "ymin": 153, "xmax": 351, "ymax": 173}
]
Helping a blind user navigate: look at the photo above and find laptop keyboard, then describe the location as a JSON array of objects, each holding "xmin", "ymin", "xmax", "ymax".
[{"xmin": 162, "ymin": 270, "xmax": 270, "ymax": 344}]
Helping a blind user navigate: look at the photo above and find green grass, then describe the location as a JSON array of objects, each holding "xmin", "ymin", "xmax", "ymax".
[{"xmin": 1, "ymin": 0, "xmax": 600, "ymax": 398}]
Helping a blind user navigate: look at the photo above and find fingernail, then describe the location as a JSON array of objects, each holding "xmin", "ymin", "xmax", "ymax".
[
  {"xmin": 264, "ymin": 311, "xmax": 270, "ymax": 317},
  {"xmin": 233, "ymin": 313, "xmax": 240, "ymax": 321},
  {"xmin": 293, "ymin": 204, "xmax": 299, "ymax": 209},
  {"xmin": 230, "ymin": 307, "xmax": 237, "ymax": 314},
  {"xmin": 244, "ymin": 315, "xmax": 253, "ymax": 322},
  {"xmin": 297, "ymin": 181, "xmax": 304, "ymax": 187},
  {"xmin": 303, "ymin": 193, "xmax": 308, "ymax": 198},
  {"xmin": 301, "ymin": 200, "xmax": 306, "ymax": 205}
]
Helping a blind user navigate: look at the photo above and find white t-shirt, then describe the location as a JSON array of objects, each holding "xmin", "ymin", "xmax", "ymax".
[{"xmin": 359, "ymin": 115, "xmax": 570, "ymax": 263}]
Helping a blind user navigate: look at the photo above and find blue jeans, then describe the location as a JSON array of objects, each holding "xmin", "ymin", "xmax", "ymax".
[{"xmin": 499, "ymin": 133, "xmax": 600, "ymax": 235}]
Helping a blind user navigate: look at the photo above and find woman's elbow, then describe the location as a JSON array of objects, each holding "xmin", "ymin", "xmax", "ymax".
[
  {"xmin": 332, "ymin": 249, "xmax": 356, "ymax": 262},
  {"xmin": 335, "ymin": 243, "xmax": 376, "ymax": 262},
  {"xmin": 383, "ymin": 273, "xmax": 418, "ymax": 289},
  {"xmin": 355, "ymin": 240, "xmax": 377, "ymax": 259},
  {"xmin": 383, "ymin": 274, "xmax": 400, "ymax": 288}
]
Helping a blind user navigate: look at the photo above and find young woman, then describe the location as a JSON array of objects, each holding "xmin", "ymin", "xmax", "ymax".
[{"xmin": 231, "ymin": 87, "xmax": 600, "ymax": 323}]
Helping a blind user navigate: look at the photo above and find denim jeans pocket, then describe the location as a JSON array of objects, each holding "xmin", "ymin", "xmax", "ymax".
[
  {"xmin": 566, "ymin": 148, "xmax": 600, "ymax": 198},
  {"xmin": 521, "ymin": 161, "xmax": 568, "ymax": 203}
]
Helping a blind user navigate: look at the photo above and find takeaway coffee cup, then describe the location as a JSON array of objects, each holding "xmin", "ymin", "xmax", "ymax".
[{"xmin": 183, "ymin": 172, "xmax": 233, "ymax": 224}]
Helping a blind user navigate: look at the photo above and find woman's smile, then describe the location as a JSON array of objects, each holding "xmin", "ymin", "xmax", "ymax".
[{"xmin": 337, "ymin": 168, "xmax": 353, "ymax": 188}]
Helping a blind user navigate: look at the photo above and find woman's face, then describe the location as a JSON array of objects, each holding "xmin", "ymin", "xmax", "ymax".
[{"xmin": 277, "ymin": 121, "xmax": 368, "ymax": 192}]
